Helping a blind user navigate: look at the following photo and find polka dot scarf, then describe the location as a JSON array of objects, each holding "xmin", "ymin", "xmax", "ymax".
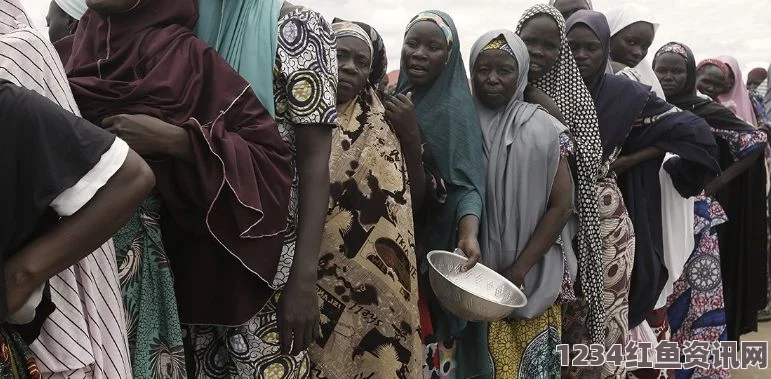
[{"xmin": 516, "ymin": 4, "xmax": 605, "ymax": 345}]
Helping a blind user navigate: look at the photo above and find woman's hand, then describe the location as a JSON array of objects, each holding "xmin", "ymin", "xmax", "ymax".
[
  {"xmin": 102, "ymin": 114, "xmax": 189, "ymax": 158},
  {"xmin": 456, "ymin": 215, "xmax": 481, "ymax": 272},
  {"xmin": 384, "ymin": 93, "xmax": 420, "ymax": 143},
  {"xmin": 503, "ymin": 264, "xmax": 527, "ymax": 288},
  {"xmin": 610, "ymin": 156, "xmax": 633, "ymax": 174}
]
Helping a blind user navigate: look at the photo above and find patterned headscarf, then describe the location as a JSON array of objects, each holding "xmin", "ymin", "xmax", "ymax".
[
  {"xmin": 481, "ymin": 35, "xmax": 517, "ymax": 57},
  {"xmin": 697, "ymin": 58, "xmax": 731, "ymax": 79},
  {"xmin": 332, "ymin": 21, "xmax": 373, "ymax": 69},
  {"xmin": 516, "ymin": 3, "xmax": 605, "ymax": 345},
  {"xmin": 333, "ymin": 19, "xmax": 388, "ymax": 86},
  {"xmin": 654, "ymin": 42, "xmax": 695, "ymax": 99},
  {"xmin": 699, "ymin": 56, "xmax": 759, "ymax": 127},
  {"xmin": 406, "ymin": 11, "xmax": 454, "ymax": 47}
]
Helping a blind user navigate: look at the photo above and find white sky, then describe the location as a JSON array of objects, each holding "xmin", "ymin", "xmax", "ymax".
[{"xmin": 19, "ymin": 0, "xmax": 771, "ymax": 80}]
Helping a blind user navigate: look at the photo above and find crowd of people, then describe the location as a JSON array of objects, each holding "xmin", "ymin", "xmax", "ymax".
[{"xmin": 2, "ymin": 0, "xmax": 770, "ymax": 378}]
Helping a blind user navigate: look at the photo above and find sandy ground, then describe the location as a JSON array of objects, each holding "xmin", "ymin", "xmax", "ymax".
[{"xmin": 732, "ymin": 321, "xmax": 771, "ymax": 378}]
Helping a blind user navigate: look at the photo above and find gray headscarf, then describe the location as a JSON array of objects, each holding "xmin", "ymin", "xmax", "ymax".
[
  {"xmin": 470, "ymin": 30, "xmax": 578, "ymax": 320},
  {"xmin": 549, "ymin": 0, "xmax": 593, "ymax": 8}
]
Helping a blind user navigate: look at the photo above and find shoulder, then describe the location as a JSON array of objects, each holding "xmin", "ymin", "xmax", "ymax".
[{"xmin": 278, "ymin": 7, "xmax": 333, "ymax": 39}]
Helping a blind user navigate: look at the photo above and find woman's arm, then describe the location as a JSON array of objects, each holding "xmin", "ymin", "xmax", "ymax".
[
  {"xmin": 504, "ymin": 158, "xmax": 573, "ymax": 287},
  {"xmin": 278, "ymin": 126, "xmax": 331, "ymax": 356},
  {"xmin": 4, "ymin": 149, "xmax": 153, "ymax": 316},
  {"xmin": 384, "ymin": 93, "xmax": 426, "ymax": 209},
  {"xmin": 457, "ymin": 214, "xmax": 481, "ymax": 272},
  {"xmin": 524, "ymin": 85, "xmax": 567, "ymax": 125},
  {"xmin": 611, "ymin": 146, "xmax": 666, "ymax": 174},
  {"xmin": 704, "ymin": 148, "xmax": 763, "ymax": 195}
]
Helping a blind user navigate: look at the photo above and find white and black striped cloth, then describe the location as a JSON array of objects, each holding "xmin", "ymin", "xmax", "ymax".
[{"xmin": 1, "ymin": 1, "xmax": 132, "ymax": 377}]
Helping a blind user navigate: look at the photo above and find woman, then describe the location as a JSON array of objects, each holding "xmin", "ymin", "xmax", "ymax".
[
  {"xmin": 1, "ymin": 1, "xmax": 132, "ymax": 376},
  {"xmin": 654, "ymin": 41, "xmax": 767, "ymax": 378},
  {"xmin": 515, "ymin": 4, "xmax": 606, "ymax": 353},
  {"xmin": 395, "ymin": 10, "xmax": 488, "ymax": 379},
  {"xmin": 193, "ymin": 2, "xmax": 337, "ymax": 376},
  {"xmin": 605, "ymin": 3, "xmax": 665, "ymax": 99},
  {"xmin": 308, "ymin": 21, "xmax": 424, "ymax": 379},
  {"xmin": 46, "ymin": 0, "xmax": 86, "ymax": 42},
  {"xmin": 471, "ymin": 30, "xmax": 578, "ymax": 378},
  {"xmin": 566, "ymin": 13, "xmax": 721, "ymax": 379},
  {"xmin": 696, "ymin": 55, "xmax": 771, "ymax": 341},
  {"xmin": 59, "ymin": 0, "xmax": 296, "ymax": 377},
  {"xmin": 0, "ymin": 81, "xmax": 153, "ymax": 378},
  {"xmin": 549, "ymin": 0, "xmax": 592, "ymax": 21}
]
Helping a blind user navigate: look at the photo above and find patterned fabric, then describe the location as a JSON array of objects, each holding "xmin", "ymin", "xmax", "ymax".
[
  {"xmin": 308, "ymin": 51, "xmax": 420, "ymax": 377},
  {"xmin": 422, "ymin": 340, "xmax": 458, "ymax": 379},
  {"xmin": 516, "ymin": 4, "xmax": 606, "ymax": 345},
  {"xmin": 482, "ymin": 35, "xmax": 515, "ymax": 57},
  {"xmin": 112, "ymin": 196, "xmax": 186, "ymax": 379},
  {"xmin": 667, "ymin": 194, "xmax": 729, "ymax": 379},
  {"xmin": 597, "ymin": 176, "xmax": 635, "ymax": 379},
  {"xmin": 184, "ymin": 292, "xmax": 309, "ymax": 378},
  {"xmin": 559, "ymin": 132, "xmax": 577, "ymax": 304},
  {"xmin": 488, "ymin": 305, "xmax": 562, "ymax": 379},
  {"xmin": 627, "ymin": 308, "xmax": 673, "ymax": 379},
  {"xmin": 184, "ymin": 8, "xmax": 337, "ymax": 379},
  {"xmin": 561, "ymin": 300, "xmax": 602, "ymax": 379},
  {"xmin": 271, "ymin": 7, "xmax": 339, "ymax": 289},
  {"xmin": 0, "ymin": 326, "xmax": 39, "ymax": 379},
  {"xmin": 697, "ymin": 59, "xmax": 731, "ymax": 79}
]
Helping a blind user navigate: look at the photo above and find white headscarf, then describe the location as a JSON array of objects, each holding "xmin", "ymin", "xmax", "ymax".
[
  {"xmin": 605, "ymin": 3, "xmax": 666, "ymax": 98},
  {"xmin": 54, "ymin": 0, "xmax": 88, "ymax": 20}
]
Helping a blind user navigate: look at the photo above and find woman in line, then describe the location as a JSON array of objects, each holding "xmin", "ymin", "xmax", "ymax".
[
  {"xmin": 471, "ymin": 30, "xmax": 578, "ymax": 378},
  {"xmin": 193, "ymin": 2, "xmax": 337, "ymax": 376},
  {"xmin": 566, "ymin": 13, "xmax": 721, "ymax": 379},
  {"xmin": 1, "ymin": 1, "xmax": 133, "ymax": 377},
  {"xmin": 654, "ymin": 41, "xmax": 767, "ymax": 379},
  {"xmin": 59, "ymin": 0, "xmax": 297, "ymax": 377},
  {"xmin": 0, "ymin": 81, "xmax": 153, "ymax": 378},
  {"xmin": 604, "ymin": 3, "xmax": 665, "ymax": 98},
  {"xmin": 515, "ymin": 6, "xmax": 606, "ymax": 363},
  {"xmin": 696, "ymin": 55, "xmax": 771, "ymax": 341},
  {"xmin": 307, "ymin": 21, "xmax": 424, "ymax": 379},
  {"xmin": 395, "ymin": 10, "xmax": 489, "ymax": 379},
  {"xmin": 549, "ymin": 0, "xmax": 592, "ymax": 21}
]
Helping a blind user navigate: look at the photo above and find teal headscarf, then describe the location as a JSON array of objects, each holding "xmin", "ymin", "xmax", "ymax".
[
  {"xmin": 195, "ymin": 0, "xmax": 282, "ymax": 117},
  {"xmin": 396, "ymin": 11, "xmax": 490, "ymax": 379}
]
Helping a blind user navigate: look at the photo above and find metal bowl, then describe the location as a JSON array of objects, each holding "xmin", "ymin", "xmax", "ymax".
[{"xmin": 427, "ymin": 250, "xmax": 527, "ymax": 322}]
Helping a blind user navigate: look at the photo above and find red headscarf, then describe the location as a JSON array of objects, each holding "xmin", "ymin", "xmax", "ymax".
[{"xmin": 60, "ymin": 0, "xmax": 293, "ymax": 324}]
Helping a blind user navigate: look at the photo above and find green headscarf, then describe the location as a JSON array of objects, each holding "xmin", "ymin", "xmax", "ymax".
[
  {"xmin": 195, "ymin": 0, "xmax": 282, "ymax": 117},
  {"xmin": 396, "ymin": 10, "xmax": 485, "ymax": 252},
  {"xmin": 396, "ymin": 11, "xmax": 490, "ymax": 379}
]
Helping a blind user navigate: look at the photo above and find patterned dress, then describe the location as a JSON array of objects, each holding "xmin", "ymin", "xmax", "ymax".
[
  {"xmin": 666, "ymin": 127, "xmax": 766, "ymax": 379},
  {"xmin": 184, "ymin": 8, "xmax": 338, "ymax": 378},
  {"xmin": 309, "ymin": 87, "xmax": 421, "ymax": 378},
  {"xmin": 0, "ymin": 326, "xmax": 39, "ymax": 379},
  {"xmin": 112, "ymin": 197, "xmax": 187, "ymax": 379},
  {"xmin": 487, "ymin": 132, "xmax": 574, "ymax": 379}
]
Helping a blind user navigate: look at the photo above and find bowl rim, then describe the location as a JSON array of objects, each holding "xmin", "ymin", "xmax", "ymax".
[{"xmin": 426, "ymin": 250, "xmax": 527, "ymax": 308}]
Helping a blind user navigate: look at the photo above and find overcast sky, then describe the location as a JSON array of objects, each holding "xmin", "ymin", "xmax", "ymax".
[{"xmin": 20, "ymin": 0, "xmax": 771, "ymax": 81}]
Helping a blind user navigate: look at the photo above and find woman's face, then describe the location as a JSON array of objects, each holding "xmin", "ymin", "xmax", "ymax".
[
  {"xmin": 472, "ymin": 49, "xmax": 520, "ymax": 110},
  {"xmin": 696, "ymin": 64, "xmax": 732, "ymax": 99},
  {"xmin": 336, "ymin": 36, "xmax": 372, "ymax": 105},
  {"xmin": 401, "ymin": 21, "xmax": 450, "ymax": 88},
  {"xmin": 518, "ymin": 15, "xmax": 561, "ymax": 81},
  {"xmin": 46, "ymin": 0, "xmax": 75, "ymax": 43},
  {"xmin": 566, "ymin": 24, "xmax": 604, "ymax": 82},
  {"xmin": 609, "ymin": 21, "xmax": 654, "ymax": 68},
  {"xmin": 553, "ymin": 0, "xmax": 590, "ymax": 21},
  {"xmin": 653, "ymin": 53, "xmax": 688, "ymax": 99}
]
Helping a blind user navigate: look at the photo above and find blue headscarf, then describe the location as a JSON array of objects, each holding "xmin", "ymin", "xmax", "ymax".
[{"xmin": 195, "ymin": 0, "xmax": 283, "ymax": 117}]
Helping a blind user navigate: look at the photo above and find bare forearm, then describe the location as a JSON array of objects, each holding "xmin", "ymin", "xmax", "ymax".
[
  {"xmin": 6, "ymin": 151, "xmax": 153, "ymax": 296},
  {"xmin": 505, "ymin": 205, "xmax": 572, "ymax": 278},
  {"xmin": 627, "ymin": 147, "xmax": 665, "ymax": 167},
  {"xmin": 458, "ymin": 214, "xmax": 479, "ymax": 241},
  {"xmin": 722, "ymin": 149, "xmax": 762, "ymax": 184},
  {"xmin": 165, "ymin": 124, "xmax": 195, "ymax": 162}
]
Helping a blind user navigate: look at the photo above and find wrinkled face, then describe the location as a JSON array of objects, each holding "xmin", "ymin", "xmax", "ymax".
[
  {"xmin": 472, "ymin": 49, "xmax": 520, "ymax": 110},
  {"xmin": 696, "ymin": 64, "xmax": 732, "ymax": 99},
  {"xmin": 653, "ymin": 53, "xmax": 688, "ymax": 99},
  {"xmin": 609, "ymin": 21, "xmax": 654, "ymax": 68},
  {"xmin": 553, "ymin": 0, "xmax": 591, "ymax": 21},
  {"xmin": 401, "ymin": 21, "xmax": 450, "ymax": 88},
  {"xmin": 566, "ymin": 24, "xmax": 604, "ymax": 82},
  {"xmin": 46, "ymin": 0, "xmax": 75, "ymax": 43},
  {"xmin": 86, "ymin": 0, "xmax": 139, "ymax": 15},
  {"xmin": 519, "ymin": 15, "xmax": 561, "ymax": 81},
  {"xmin": 336, "ymin": 36, "xmax": 371, "ymax": 104}
]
